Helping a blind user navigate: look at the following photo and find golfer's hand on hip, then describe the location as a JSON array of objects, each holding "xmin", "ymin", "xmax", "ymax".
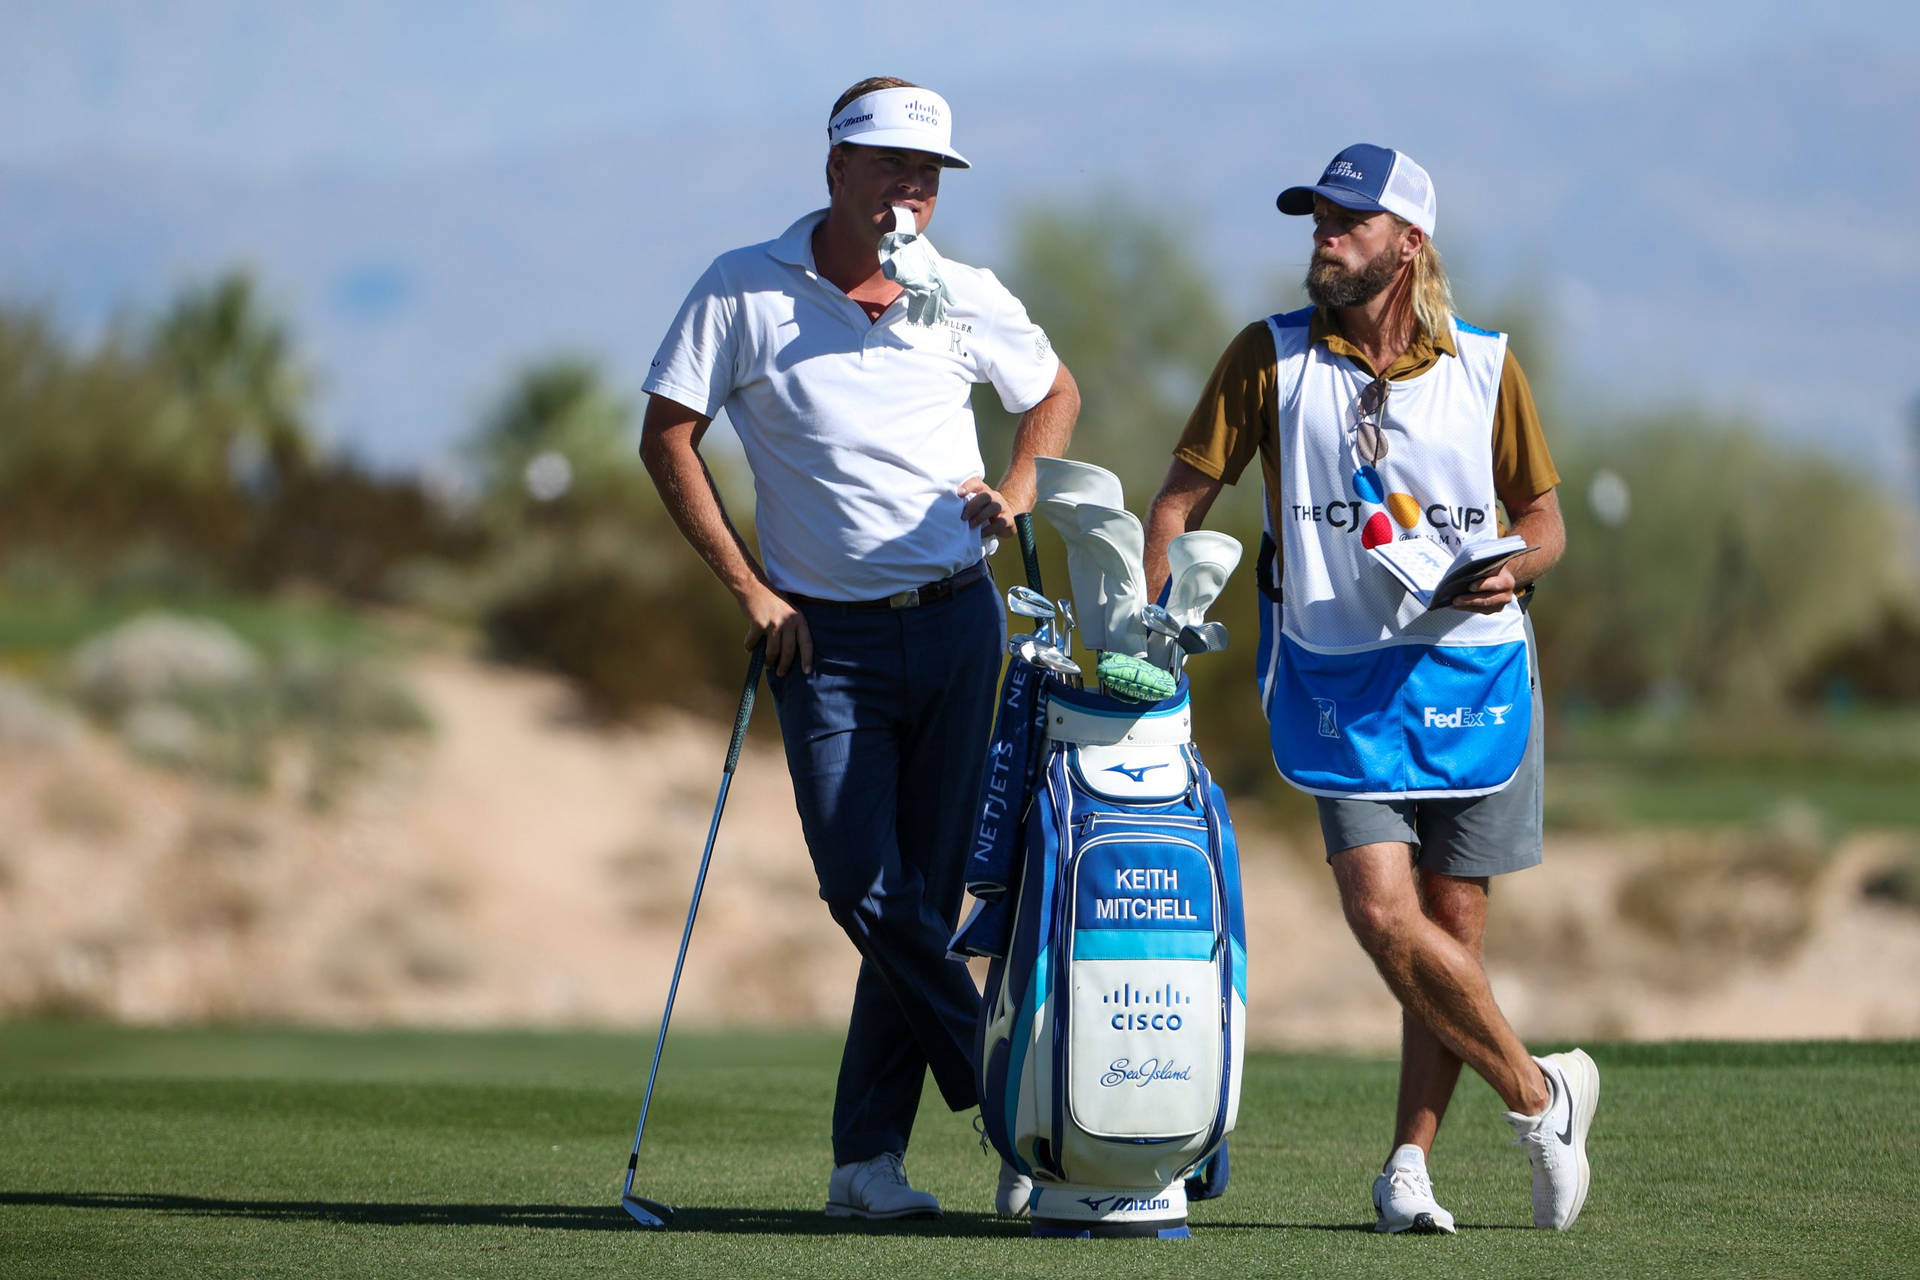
[
  {"xmin": 958, "ymin": 477, "xmax": 1017, "ymax": 540},
  {"xmin": 743, "ymin": 585, "xmax": 812, "ymax": 676}
]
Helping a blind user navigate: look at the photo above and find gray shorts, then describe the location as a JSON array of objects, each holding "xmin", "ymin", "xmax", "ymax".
[{"xmin": 1315, "ymin": 617, "xmax": 1544, "ymax": 879}]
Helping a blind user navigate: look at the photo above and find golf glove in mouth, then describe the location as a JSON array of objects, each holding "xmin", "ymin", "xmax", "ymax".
[{"xmin": 878, "ymin": 205, "xmax": 954, "ymax": 326}]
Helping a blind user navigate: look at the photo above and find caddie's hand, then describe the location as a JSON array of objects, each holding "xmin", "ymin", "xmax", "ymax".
[
  {"xmin": 958, "ymin": 477, "xmax": 1017, "ymax": 540},
  {"xmin": 743, "ymin": 584, "xmax": 812, "ymax": 676},
  {"xmin": 1450, "ymin": 564, "xmax": 1518, "ymax": 614}
]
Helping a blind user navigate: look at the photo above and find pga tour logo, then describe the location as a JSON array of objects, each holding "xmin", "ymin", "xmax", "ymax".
[{"xmin": 1422, "ymin": 704, "xmax": 1513, "ymax": 728}]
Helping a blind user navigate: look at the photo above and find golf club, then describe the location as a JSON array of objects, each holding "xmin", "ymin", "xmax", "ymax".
[
  {"xmin": 1014, "ymin": 512, "xmax": 1045, "ymax": 597},
  {"xmin": 1140, "ymin": 603, "xmax": 1184, "ymax": 670},
  {"xmin": 1032, "ymin": 646, "xmax": 1082, "ymax": 681},
  {"xmin": 1173, "ymin": 620, "xmax": 1229, "ymax": 673},
  {"xmin": 1007, "ymin": 586, "xmax": 1057, "ymax": 648},
  {"xmin": 620, "ymin": 645, "xmax": 765, "ymax": 1230}
]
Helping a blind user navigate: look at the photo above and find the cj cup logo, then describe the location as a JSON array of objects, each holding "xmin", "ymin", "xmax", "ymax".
[{"xmin": 1423, "ymin": 704, "xmax": 1512, "ymax": 728}]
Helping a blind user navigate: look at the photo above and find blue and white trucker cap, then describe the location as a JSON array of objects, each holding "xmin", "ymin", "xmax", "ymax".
[
  {"xmin": 827, "ymin": 87, "xmax": 970, "ymax": 169},
  {"xmin": 1277, "ymin": 144, "xmax": 1436, "ymax": 237}
]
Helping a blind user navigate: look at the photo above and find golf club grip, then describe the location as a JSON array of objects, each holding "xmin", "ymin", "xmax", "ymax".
[
  {"xmin": 1015, "ymin": 512, "xmax": 1044, "ymax": 593},
  {"xmin": 724, "ymin": 646, "xmax": 764, "ymax": 775}
]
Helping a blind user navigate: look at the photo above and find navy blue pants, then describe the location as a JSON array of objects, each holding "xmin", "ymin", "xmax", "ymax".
[{"xmin": 767, "ymin": 571, "xmax": 1002, "ymax": 1165}]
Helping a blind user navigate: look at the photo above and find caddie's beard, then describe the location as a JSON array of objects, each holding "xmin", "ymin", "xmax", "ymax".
[{"xmin": 1305, "ymin": 241, "xmax": 1403, "ymax": 309}]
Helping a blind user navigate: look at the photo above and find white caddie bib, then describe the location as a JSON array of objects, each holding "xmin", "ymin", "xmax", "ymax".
[{"xmin": 1252, "ymin": 309, "xmax": 1532, "ymax": 799}]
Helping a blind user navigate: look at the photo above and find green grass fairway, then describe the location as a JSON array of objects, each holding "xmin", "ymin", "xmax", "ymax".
[{"xmin": 1, "ymin": 1027, "xmax": 1914, "ymax": 1279}]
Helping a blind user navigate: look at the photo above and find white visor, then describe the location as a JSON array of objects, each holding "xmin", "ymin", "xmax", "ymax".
[{"xmin": 827, "ymin": 87, "xmax": 970, "ymax": 169}]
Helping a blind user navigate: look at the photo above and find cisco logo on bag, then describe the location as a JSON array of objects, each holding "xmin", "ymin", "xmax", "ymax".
[{"xmin": 1102, "ymin": 981, "xmax": 1192, "ymax": 1031}]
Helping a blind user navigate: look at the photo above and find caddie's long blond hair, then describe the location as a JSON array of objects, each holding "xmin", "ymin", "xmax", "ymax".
[{"xmin": 1394, "ymin": 217, "xmax": 1456, "ymax": 345}]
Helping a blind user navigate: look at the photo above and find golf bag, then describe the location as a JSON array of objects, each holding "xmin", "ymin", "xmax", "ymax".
[{"xmin": 956, "ymin": 672, "xmax": 1246, "ymax": 1238}]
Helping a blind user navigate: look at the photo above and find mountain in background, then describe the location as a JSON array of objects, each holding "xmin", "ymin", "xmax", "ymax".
[{"xmin": 3, "ymin": 45, "xmax": 1913, "ymax": 488}]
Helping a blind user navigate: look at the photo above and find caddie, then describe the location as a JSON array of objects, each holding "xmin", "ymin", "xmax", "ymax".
[
  {"xmin": 1143, "ymin": 144, "xmax": 1598, "ymax": 1232},
  {"xmin": 640, "ymin": 76, "xmax": 1078, "ymax": 1221}
]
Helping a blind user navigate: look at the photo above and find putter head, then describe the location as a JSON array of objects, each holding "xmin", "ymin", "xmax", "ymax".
[{"xmin": 621, "ymin": 1194, "xmax": 674, "ymax": 1229}]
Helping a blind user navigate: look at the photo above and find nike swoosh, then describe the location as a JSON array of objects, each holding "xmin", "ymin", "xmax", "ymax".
[{"xmin": 1557, "ymin": 1115, "xmax": 1575, "ymax": 1145}]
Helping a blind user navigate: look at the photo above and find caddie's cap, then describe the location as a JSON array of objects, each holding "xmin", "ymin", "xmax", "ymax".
[
  {"xmin": 1277, "ymin": 143, "xmax": 1436, "ymax": 237},
  {"xmin": 827, "ymin": 87, "xmax": 970, "ymax": 169}
]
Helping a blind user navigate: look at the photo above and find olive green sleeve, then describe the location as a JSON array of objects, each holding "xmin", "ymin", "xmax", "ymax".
[
  {"xmin": 1171, "ymin": 321, "xmax": 1278, "ymax": 486},
  {"xmin": 1492, "ymin": 348, "xmax": 1560, "ymax": 505}
]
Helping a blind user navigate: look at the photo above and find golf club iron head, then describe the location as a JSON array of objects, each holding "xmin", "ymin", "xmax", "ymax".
[
  {"xmin": 1178, "ymin": 620, "xmax": 1228, "ymax": 655},
  {"xmin": 1055, "ymin": 599, "xmax": 1075, "ymax": 660},
  {"xmin": 621, "ymin": 1195, "xmax": 674, "ymax": 1229},
  {"xmin": 1006, "ymin": 585, "xmax": 1055, "ymax": 620},
  {"xmin": 1032, "ymin": 647, "xmax": 1082, "ymax": 679},
  {"xmin": 1172, "ymin": 620, "xmax": 1228, "ymax": 672}
]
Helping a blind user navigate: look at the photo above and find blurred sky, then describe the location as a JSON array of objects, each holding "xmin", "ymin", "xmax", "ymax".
[
  {"xmin": 7, "ymin": 1, "xmax": 1913, "ymax": 168},
  {"xmin": 5, "ymin": 1, "xmax": 1918, "ymax": 489}
]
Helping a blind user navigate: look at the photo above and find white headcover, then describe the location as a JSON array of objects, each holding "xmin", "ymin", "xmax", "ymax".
[
  {"xmin": 1034, "ymin": 456, "xmax": 1125, "ymax": 510},
  {"xmin": 827, "ymin": 87, "xmax": 970, "ymax": 168},
  {"xmin": 1167, "ymin": 531, "xmax": 1242, "ymax": 627},
  {"xmin": 1074, "ymin": 505, "xmax": 1149, "ymax": 659}
]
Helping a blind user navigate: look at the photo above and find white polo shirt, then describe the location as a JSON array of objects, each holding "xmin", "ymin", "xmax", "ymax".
[{"xmin": 643, "ymin": 209, "xmax": 1060, "ymax": 601}]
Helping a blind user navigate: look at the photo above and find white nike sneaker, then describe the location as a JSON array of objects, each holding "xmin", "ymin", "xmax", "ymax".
[
  {"xmin": 824, "ymin": 1152, "xmax": 942, "ymax": 1220},
  {"xmin": 1504, "ymin": 1049, "xmax": 1599, "ymax": 1230},
  {"xmin": 995, "ymin": 1160, "xmax": 1032, "ymax": 1218},
  {"xmin": 1370, "ymin": 1144, "xmax": 1457, "ymax": 1234}
]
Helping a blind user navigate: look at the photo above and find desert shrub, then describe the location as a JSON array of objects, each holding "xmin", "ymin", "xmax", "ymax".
[
  {"xmin": 481, "ymin": 537, "xmax": 748, "ymax": 718},
  {"xmin": 1791, "ymin": 605, "xmax": 1920, "ymax": 706},
  {"xmin": 1614, "ymin": 809, "xmax": 1829, "ymax": 973},
  {"xmin": 1861, "ymin": 844, "xmax": 1920, "ymax": 913}
]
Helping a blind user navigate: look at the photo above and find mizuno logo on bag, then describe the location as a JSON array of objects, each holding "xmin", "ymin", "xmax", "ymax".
[{"xmin": 1103, "ymin": 761, "xmax": 1169, "ymax": 783}]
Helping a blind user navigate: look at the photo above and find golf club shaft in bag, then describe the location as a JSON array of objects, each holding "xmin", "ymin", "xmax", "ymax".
[
  {"xmin": 620, "ymin": 644, "xmax": 765, "ymax": 1229},
  {"xmin": 1015, "ymin": 511, "xmax": 1044, "ymax": 594}
]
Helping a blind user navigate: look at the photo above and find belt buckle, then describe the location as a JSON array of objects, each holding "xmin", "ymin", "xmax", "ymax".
[{"xmin": 887, "ymin": 587, "xmax": 920, "ymax": 609}]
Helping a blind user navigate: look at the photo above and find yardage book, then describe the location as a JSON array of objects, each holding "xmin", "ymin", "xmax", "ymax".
[{"xmin": 1367, "ymin": 534, "xmax": 1534, "ymax": 610}]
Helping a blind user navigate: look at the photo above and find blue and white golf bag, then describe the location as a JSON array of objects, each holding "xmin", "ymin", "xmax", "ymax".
[{"xmin": 953, "ymin": 670, "xmax": 1247, "ymax": 1238}]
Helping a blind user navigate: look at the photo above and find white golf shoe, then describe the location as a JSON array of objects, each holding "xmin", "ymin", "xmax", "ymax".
[
  {"xmin": 995, "ymin": 1160, "xmax": 1032, "ymax": 1218},
  {"xmin": 1370, "ymin": 1144, "xmax": 1456, "ymax": 1234},
  {"xmin": 824, "ymin": 1152, "xmax": 942, "ymax": 1220},
  {"xmin": 1504, "ymin": 1049, "xmax": 1600, "ymax": 1230}
]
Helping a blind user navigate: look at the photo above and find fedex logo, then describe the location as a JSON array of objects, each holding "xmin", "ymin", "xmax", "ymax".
[{"xmin": 1422, "ymin": 705, "xmax": 1512, "ymax": 728}]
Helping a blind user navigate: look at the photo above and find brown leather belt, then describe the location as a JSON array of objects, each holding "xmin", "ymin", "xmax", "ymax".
[{"xmin": 786, "ymin": 559, "xmax": 990, "ymax": 612}]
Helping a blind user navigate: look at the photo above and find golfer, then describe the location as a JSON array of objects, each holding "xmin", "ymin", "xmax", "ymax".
[
  {"xmin": 1143, "ymin": 144, "xmax": 1597, "ymax": 1232},
  {"xmin": 641, "ymin": 77, "xmax": 1077, "ymax": 1220}
]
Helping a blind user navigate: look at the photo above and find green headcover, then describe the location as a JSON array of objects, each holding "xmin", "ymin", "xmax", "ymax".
[{"xmin": 1097, "ymin": 652, "xmax": 1177, "ymax": 703}]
